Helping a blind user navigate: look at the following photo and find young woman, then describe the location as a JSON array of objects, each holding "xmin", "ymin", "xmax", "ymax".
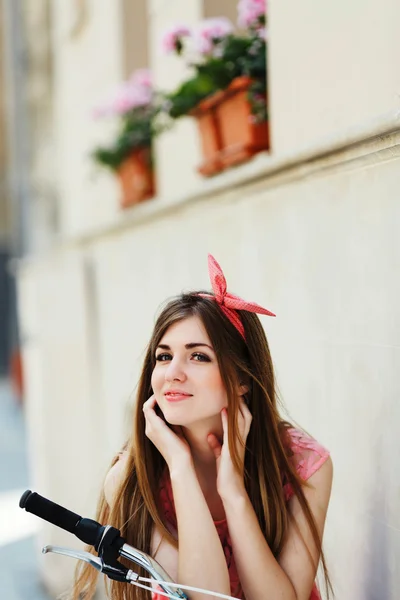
[{"xmin": 72, "ymin": 255, "xmax": 333, "ymax": 600}]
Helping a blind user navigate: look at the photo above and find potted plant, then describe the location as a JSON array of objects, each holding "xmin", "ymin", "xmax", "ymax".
[
  {"xmin": 161, "ymin": 0, "xmax": 268, "ymax": 176},
  {"xmin": 92, "ymin": 69, "xmax": 161, "ymax": 209}
]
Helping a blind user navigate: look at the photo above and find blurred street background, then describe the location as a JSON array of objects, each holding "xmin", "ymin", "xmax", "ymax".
[
  {"xmin": 1, "ymin": 0, "xmax": 399, "ymax": 599},
  {"xmin": 0, "ymin": 378, "xmax": 49, "ymax": 599}
]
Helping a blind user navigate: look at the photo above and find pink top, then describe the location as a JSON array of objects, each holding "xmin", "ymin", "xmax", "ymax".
[{"xmin": 154, "ymin": 428, "xmax": 330, "ymax": 600}]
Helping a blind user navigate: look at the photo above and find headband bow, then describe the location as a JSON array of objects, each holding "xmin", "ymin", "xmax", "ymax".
[{"xmin": 199, "ymin": 254, "xmax": 275, "ymax": 339}]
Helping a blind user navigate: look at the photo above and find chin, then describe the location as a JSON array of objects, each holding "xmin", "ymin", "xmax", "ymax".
[
  {"xmin": 162, "ymin": 407, "xmax": 219, "ymax": 428},
  {"xmin": 162, "ymin": 410, "xmax": 193, "ymax": 427}
]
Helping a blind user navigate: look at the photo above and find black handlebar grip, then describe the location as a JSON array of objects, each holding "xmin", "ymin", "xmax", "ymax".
[
  {"xmin": 19, "ymin": 490, "xmax": 105, "ymax": 546},
  {"xmin": 19, "ymin": 490, "xmax": 33, "ymax": 509},
  {"xmin": 20, "ymin": 490, "xmax": 82, "ymax": 533}
]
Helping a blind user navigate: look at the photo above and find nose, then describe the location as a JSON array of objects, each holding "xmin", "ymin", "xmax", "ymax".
[{"xmin": 165, "ymin": 357, "xmax": 187, "ymax": 383}]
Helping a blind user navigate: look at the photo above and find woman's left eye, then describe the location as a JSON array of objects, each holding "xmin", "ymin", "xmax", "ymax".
[{"xmin": 192, "ymin": 352, "xmax": 211, "ymax": 362}]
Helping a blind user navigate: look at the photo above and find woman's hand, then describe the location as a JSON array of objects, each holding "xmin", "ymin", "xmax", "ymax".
[
  {"xmin": 207, "ymin": 397, "xmax": 252, "ymax": 501},
  {"xmin": 143, "ymin": 396, "xmax": 193, "ymax": 472}
]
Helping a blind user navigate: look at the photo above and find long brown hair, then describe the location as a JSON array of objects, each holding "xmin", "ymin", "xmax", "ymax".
[{"xmin": 70, "ymin": 293, "xmax": 332, "ymax": 599}]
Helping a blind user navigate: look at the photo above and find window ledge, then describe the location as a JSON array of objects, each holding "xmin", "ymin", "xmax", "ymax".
[{"xmin": 18, "ymin": 109, "xmax": 400, "ymax": 267}]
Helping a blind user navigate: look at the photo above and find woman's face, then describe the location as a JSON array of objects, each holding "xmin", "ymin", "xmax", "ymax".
[{"xmin": 151, "ymin": 315, "xmax": 228, "ymax": 427}]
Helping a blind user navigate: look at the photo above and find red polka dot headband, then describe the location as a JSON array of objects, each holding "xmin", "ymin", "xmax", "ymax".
[{"xmin": 198, "ymin": 254, "xmax": 276, "ymax": 339}]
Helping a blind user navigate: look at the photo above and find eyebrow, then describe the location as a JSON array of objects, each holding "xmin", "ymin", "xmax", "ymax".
[{"xmin": 156, "ymin": 343, "xmax": 214, "ymax": 351}]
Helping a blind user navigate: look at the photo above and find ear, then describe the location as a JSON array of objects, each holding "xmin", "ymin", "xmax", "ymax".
[{"xmin": 237, "ymin": 383, "xmax": 249, "ymax": 396}]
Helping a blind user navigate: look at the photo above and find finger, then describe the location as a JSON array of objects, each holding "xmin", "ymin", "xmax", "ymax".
[
  {"xmin": 143, "ymin": 397, "xmax": 161, "ymax": 422},
  {"xmin": 238, "ymin": 395, "xmax": 251, "ymax": 415},
  {"xmin": 221, "ymin": 407, "xmax": 228, "ymax": 439},
  {"xmin": 143, "ymin": 398, "xmax": 166, "ymax": 433},
  {"xmin": 239, "ymin": 397, "xmax": 252, "ymax": 427},
  {"xmin": 233, "ymin": 401, "xmax": 250, "ymax": 449},
  {"xmin": 237, "ymin": 400, "xmax": 246, "ymax": 431},
  {"xmin": 143, "ymin": 395, "xmax": 157, "ymax": 411},
  {"xmin": 207, "ymin": 433, "xmax": 222, "ymax": 459}
]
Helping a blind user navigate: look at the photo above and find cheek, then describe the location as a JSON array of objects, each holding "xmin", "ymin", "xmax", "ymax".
[
  {"xmin": 206, "ymin": 369, "xmax": 227, "ymax": 399},
  {"xmin": 151, "ymin": 367, "xmax": 162, "ymax": 392}
]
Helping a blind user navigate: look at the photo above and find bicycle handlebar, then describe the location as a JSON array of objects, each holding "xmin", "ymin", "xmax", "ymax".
[
  {"xmin": 20, "ymin": 490, "xmax": 106, "ymax": 548},
  {"xmin": 19, "ymin": 490, "xmax": 189, "ymax": 598},
  {"xmin": 19, "ymin": 490, "xmax": 238, "ymax": 599}
]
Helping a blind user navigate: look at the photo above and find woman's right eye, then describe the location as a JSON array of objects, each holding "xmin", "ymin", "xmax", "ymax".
[{"xmin": 155, "ymin": 353, "xmax": 172, "ymax": 362}]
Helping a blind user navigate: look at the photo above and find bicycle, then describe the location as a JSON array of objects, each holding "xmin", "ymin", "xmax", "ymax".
[{"xmin": 19, "ymin": 490, "xmax": 239, "ymax": 600}]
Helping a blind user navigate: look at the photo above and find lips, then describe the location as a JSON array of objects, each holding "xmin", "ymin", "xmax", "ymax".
[{"xmin": 164, "ymin": 390, "xmax": 193, "ymax": 403}]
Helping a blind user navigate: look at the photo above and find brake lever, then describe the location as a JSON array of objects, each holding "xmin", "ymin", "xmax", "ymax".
[
  {"xmin": 42, "ymin": 545, "xmax": 237, "ymax": 600},
  {"xmin": 42, "ymin": 545, "xmax": 180, "ymax": 597},
  {"xmin": 43, "ymin": 544, "xmax": 135, "ymax": 583},
  {"xmin": 43, "ymin": 545, "xmax": 105, "ymax": 571}
]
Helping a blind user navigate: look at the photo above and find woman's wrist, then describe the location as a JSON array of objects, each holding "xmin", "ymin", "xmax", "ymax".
[
  {"xmin": 168, "ymin": 456, "xmax": 195, "ymax": 482},
  {"xmin": 220, "ymin": 484, "xmax": 249, "ymax": 510}
]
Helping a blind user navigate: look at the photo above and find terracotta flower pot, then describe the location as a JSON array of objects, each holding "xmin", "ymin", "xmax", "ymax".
[
  {"xmin": 117, "ymin": 147, "xmax": 155, "ymax": 209},
  {"xmin": 191, "ymin": 94, "xmax": 224, "ymax": 177},
  {"xmin": 216, "ymin": 76, "xmax": 269, "ymax": 168}
]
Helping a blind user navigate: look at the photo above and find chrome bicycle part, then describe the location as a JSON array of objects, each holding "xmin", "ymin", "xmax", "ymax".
[
  {"xmin": 42, "ymin": 545, "xmax": 104, "ymax": 572},
  {"xmin": 120, "ymin": 543, "xmax": 187, "ymax": 599}
]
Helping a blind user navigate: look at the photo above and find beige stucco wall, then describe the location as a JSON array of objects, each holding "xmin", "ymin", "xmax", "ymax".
[
  {"xmin": 18, "ymin": 137, "xmax": 400, "ymax": 598},
  {"xmin": 269, "ymin": 0, "xmax": 400, "ymax": 154},
  {"xmin": 50, "ymin": 0, "xmax": 126, "ymax": 239},
  {"xmin": 15, "ymin": 0, "xmax": 400, "ymax": 598}
]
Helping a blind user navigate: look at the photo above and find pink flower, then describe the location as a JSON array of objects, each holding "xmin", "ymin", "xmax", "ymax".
[
  {"xmin": 256, "ymin": 27, "xmax": 268, "ymax": 40},
  {"xmin": 196, "ymin": 17, "xmax": 234, "ymax": 40},
  {"xmin": 193, "ymin": 17, "xmax": 234, "ymax": 56},
  {"xmin": 161, "ymin": 24, "xmax": 191, "ymax": 54},
  {"xmin": 194, "ymin": 35, "xmax": 213, "ymax": 56},
  {"xmin": 237, "ymin": 0, "xmax": 266, "ymax": 29},
  {"xmin": 93, "ymin": 69, "xmax": 153, "ymax": 118},
  {"xmin": 130, "ymin": 68, "xmax": 152, "ymax": 88}
]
